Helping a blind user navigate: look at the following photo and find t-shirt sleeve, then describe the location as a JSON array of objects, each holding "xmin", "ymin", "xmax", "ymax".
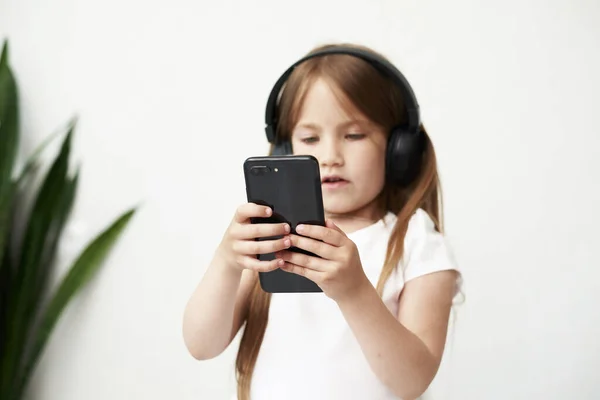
[{"xmin": 402, "ymin": 209, "xmax": 462, "ymax": 294}]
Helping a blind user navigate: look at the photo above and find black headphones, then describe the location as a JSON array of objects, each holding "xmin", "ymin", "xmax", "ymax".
[{"xmin": 264, "ymin": 45, "xmax": 425, "ymax": 187}]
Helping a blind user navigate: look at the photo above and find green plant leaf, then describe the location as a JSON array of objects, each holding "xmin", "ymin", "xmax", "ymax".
[
  {"xmin": 0, "ymin": 124, "xmax": 68, "ymax": 375},
  {"xmin": 0, "ymin": 38, "xmax": 19, "ymax": 399},
  {"xmin": 14, "ymin": 119, "xmax": 71, "ymax": 191},
  {"xmin": 0, "ymin": 38, "xmax": 139, "ymax": 400},
  {"xmin": 0, "ymin": 39, "xmax": 8, "ymax": 67},
  {"xmin": 0, "ymin": 37, "xmax": 19, "ymax": 294},
  {"xmin": 1, "ymin": 127, "xmax": 72, "ymax": 395},
  {"xmin": 0, "ymin": 180, "xmax": 16, "ymax": 391},
  {"xmin": 16, "ymin": 170, "xmax": 80, "ymax": 381},
  {"xmin": 13, "ymin": 207, "xmax": 137, "ymax": 398}
]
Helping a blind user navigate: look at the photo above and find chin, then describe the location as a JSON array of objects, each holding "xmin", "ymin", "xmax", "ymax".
[{"xmin": 323, "ymin": 199, "xmax": 371, "ymax": 217}]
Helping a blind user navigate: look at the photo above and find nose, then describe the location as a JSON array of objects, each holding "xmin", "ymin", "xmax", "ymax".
[{"xmin": 318, "ymin": 136, "xmax": 343, "ymax": 168}]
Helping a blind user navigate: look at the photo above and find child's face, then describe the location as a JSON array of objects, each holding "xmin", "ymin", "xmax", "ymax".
[{"xmin": 291, "ymin": 78, "xmax": 387, "ymax": 220}]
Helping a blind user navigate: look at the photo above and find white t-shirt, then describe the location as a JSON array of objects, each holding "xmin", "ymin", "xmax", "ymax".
[{"xmin": 234, "ymin": 208, "xmax": 462, "ymax": 400}]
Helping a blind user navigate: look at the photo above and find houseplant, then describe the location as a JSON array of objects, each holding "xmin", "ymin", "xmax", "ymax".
[{"xmin": 0, "ymin": 38, "xmax": 138, "ymax": 399}]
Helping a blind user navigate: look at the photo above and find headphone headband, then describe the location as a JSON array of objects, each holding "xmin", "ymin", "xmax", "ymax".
[{"xmin": 264, "ymin": 46, "xmax": 420, "ymax": 144}]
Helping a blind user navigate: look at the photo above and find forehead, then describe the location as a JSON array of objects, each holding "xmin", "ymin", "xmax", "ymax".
[{"xmin": 295, "ymin": 78, "xmax": 370, "ymax": 128}]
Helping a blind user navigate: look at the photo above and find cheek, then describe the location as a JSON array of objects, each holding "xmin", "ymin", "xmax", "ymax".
[
  {"xmin": 357, "ymin": 149, "xmax": 387, "ymax": 184},
  {"xmin": 372, "ymin": 158, "xmax": 387, "ymax": 181},
  {"xmin": 359, "ymin": 141, "xmax": 386, "ymax": 167},
  {"xmin": 355, "ymin": 153, "xmax": 386, "ymax": 181}
]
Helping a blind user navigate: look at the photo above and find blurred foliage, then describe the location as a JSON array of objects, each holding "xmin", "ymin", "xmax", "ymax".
[{"xmin": 0, "ymin": 38, "xmax": 137, "ymax": 399}]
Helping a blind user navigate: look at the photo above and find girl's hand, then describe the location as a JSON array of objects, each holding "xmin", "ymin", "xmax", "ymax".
[
  {"xmin": 217, "ymin": 203, "xmax": 291, "ymax": 273},
  {"xmin": 275, "ymin": 220, "xmax": 371, "ymax": 302}
]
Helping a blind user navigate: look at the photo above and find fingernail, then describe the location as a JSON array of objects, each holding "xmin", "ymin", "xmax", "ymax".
[
  {"xmin": 296, "ymin": 224, "xmax": 304, "ymax": 233},
  {"xmin": 284, "ymin": 238, "xmax": 291, "ymax": 247},
  {"xmin": 284, "ymin": 224, "xmax": 290, "ymax": 233},
  {"xmin": 278, "ymin": 259, "xmax": 284, "ymax": 266},
  {"xmin": 265, "ymin": 208, "xmax": 272, "ymax": 216}
]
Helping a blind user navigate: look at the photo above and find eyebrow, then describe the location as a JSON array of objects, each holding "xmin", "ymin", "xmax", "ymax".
[
  {"xmin": 295, "ymin": 122, "xmax": 320, "ymax": 131},
  {"xmin": 295, "ymin": 119, "xmax": 371, "ymax": 131}
]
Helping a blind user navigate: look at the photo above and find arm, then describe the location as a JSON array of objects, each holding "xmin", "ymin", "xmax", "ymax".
[
  {"xmin": 182, "ymin": 203, "xmax": 290, "ymax": 360},
  {"xmin": 336, "ymin": 269, "xmax": 458, "ymax": 400},
  {"xmin": 182, "ymin": 253, "xmax": 257, "ymax": 360},
  {"xmin": 274, "ymin": 219, "xmax": 458, "ymax": 399}
]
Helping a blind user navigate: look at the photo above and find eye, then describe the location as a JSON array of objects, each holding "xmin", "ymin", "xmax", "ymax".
[
  {"xmin": 300, "ymin": 136, "xmax": 319, "ymax": 144},
  {"xmin": 346, "ymin": 133, "xmax": 366, "ymax": 140}
]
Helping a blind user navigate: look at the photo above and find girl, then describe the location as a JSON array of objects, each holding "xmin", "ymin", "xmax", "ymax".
[{"xmin": 183, "ymin": 43, "xmax": 463, "ymax": 400}]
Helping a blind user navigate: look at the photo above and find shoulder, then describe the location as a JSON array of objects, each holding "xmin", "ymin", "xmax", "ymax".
[
  {"xmin": 405, "ymin": 207, "xmax": 441, "ymax": 238},
  {"xmin": 387, "ymin": 208, "xmax": 462, "ymax": 290}
]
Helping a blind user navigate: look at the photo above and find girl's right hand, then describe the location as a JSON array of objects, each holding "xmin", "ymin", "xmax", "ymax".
[{"xmin": 217, "ymin": 203, "xmax": 291, "ymax": 273}]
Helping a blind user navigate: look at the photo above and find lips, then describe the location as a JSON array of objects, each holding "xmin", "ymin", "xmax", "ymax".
[
  {"xmin": 321, "ymin": 175, "xmax": 349, "ymax": 189},
  {"xmin": 321, "ymin": 175, "xmax": 347, "ymax": 183}
]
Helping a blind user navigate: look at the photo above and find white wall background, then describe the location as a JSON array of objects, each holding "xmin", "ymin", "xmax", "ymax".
[{"xmin": 1, "ymin": 0, "xmax": 599, "ymax": 399}]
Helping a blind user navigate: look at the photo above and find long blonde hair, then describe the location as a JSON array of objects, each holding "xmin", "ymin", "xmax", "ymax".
[{"xmin": 235, "ymin": 43, "xmax": 443, "ymax": 399}]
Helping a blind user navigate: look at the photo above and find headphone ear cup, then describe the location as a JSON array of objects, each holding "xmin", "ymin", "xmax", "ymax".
[
  {"xmin": 386, "ymin": 127, "xmax": 425, "ymax": 186},
  {"xmin": 272, "ymin": 140, "xmax": 293, "ymax": 156}
]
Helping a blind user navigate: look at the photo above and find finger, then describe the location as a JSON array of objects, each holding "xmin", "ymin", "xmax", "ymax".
[
  {"xmin": 280, "ymin": 262, "xmax": 320, "ymax": 283},
  {"xmin": 237, "ymin": 254, "xmax": 284, "ymax": 272},
  {"xmin": 288, "ymin": 234, "xmax": 333, "ymax": 259},
  {"xmin": 295, "ymin": 223, "xmax": 345, "ymax": 246},
  {"xmin": 276, "ymin": 249, "xmax": 328, "ymax": 271},
  {"xmin": 233, "ymin": 222, "xmax": 290, "ymax": 240},
  {"xmin": 325, "ymin": 219, "xmax": 344, "ymax": 233},
  {"xmin": 232, "ymin": 236, "xmax": 292, "ymax": 255},
  {"xmin": 234, "ymin": 203, "xmax": 272, "ymax": 223}
]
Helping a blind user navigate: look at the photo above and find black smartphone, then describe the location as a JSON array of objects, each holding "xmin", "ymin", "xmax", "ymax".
[{"xmin": 243, "ymin": 155, "xmax": 325, "ymax": 293}]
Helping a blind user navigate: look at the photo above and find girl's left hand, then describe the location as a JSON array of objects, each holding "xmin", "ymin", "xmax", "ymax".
[{"xmin": 275, "ymin": 220, "xmax": 371, "ymax": 302}]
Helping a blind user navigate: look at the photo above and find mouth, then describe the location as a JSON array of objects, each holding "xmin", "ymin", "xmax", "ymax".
[{"xmin": 321, "ymin": 175, "xmax": 349, "ymax": 188}]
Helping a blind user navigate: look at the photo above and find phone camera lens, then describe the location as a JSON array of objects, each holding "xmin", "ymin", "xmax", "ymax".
[{"xmin": 251, "ymin": 166, "xmax": 270, "ymax": 176}]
